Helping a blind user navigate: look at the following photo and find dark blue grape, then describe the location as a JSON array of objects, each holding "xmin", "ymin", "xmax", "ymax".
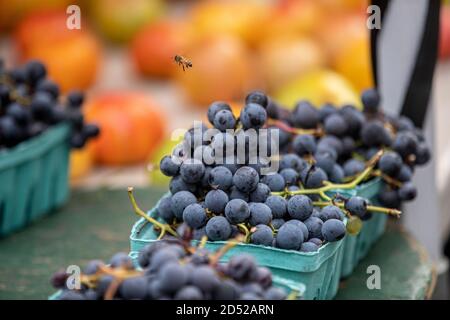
[
  {"xmin": 207, "ymin": 101, "xmax": 231, "ymax": 125},
  {"xmin": 170, "ymin": 191, "xmax": 197, "ymax": 220},
  {"xmin": 320, "ymin": 205, "xmax": 344, "ymax": 221},
  {"xmin": 224, "ymin": 199, "xmax": 250, "ymax": 224},
  {"xmin": 83, "ymin": 260, "xmax": 103, "ymax": 275},
  {"xmin": 276, "ymin": 223, "xmax": 304, "ymax": 250},
  {"xmin": 344, "ymin": 196, "xmax": 368, "ymax": 218},
  {"xmin": 261, "ymin": 173, "xmax": 285, "ymax": 192},
  {"xmin": 287, "ymin": 195, "xmax": 313, "ymax": 221},
  {"xmin": 245, "ymin": 90, "xmax": 268, "ymax": 108},
  {"xmin": 240, "ymin": 103, "xmax": 267, "ymax": 129},
  {"xmin": 415, "ymin": 143, "xmax": 431, "ymax": 165},
  {"xmin": 250, "ymin": 224, "xmax": 273, "ymax": 246},
  {"xmin": 249, "ymin": 203, "xmax": 272, "ymax": 226},
  {"xmin": 329, "ymin": 164, "xmax": 344, "ymax": 183},
  {"xmin": 338, "ymin": 105, "xmax": 365, "ymax": 137},
  {"xmin": 58, "ymin": 290, "xmax": 86, "ymax": 300},
  {"xmin": 214, "ymin": 109, "xmax": 236, "ymax": 131},
  {"xmin": 280, "ymin": 168, "xmax": 298, "ymax": 186},
  {"xmin": 160, "ymin": 155, "xmax": 180, "ymax": 177},
  {"xmin": 119, "ymin": 276, "xmax": 148, "ymax": 300},
  {"xmin": 322, "ymin": 219, "xmax": 346, "ymax": 242},
  {"xmin": 361, "ymin": 89, "xmax": 380, "ymax": 113},
  {"xmin": 183, "ymin": 203, "xmax": 207, "ymax": 229},
  {"xmin": 271, "ymin": 218, "xmax": 285, "ymax": 230},
  {"xmin": 24, "ymin": 60, "xmax": 47, "ymax": 84},
  {"xmin": 229, "ymin": 185, "xmax": 249, "ymax": 201},
  {"xmin": 158, "ymin": 262, "xmax": 188, "ymax": 293},
  {"xmin": 378, "ymin": 187, "xmax": 401, "ymax": 208},
  {"xmin": 279, "ymin": 153, "xmax": 306, "ymax": 172},
  {"xmin": 206, "ymin": 216, "xmax": 232, "ymax": 240},
  {"xmin": 341, "ymin": 136, "xmax": 356, "ymax": 157},
  {"xmin": 67, "ymin": 90, "xmax": 84, "ymax": 108},
  {"xmin": 180, "ymin": 159, "xmax": 205, "ymax": 184},
  {"xmin": 292, "ymin": 101, "xmax": 319, "ymax": 129},
  {"xmin": 396, "ymin": 164, "xmax": 413, "ymax": 182},
  {"xmin": 175, "ymin": 285, "xmax": 203, "ymax": 300},
  {"xmin": 317, "ymin": 135, "xmax": 343, "ymax": 157},
  {"xmin": 169, "ymin": 175, "xmax": 197, "ymax": 194},
  {"xmin": 265, "ymin": 195, "xmax": 287, "ymax": 219},
  {"xmin": 36, "ymin": 79, "xmax": 60, "ymax": 99},
  {"xmin": 292, "ymin": 134, "xmax": 316, "ymax": 156},
  {"xmin": 158, "ymin": 195, "xmax": 175, "ymax": 222},
  {"xmin": 398, "ymin": 182, "xmax": 417, "ymax": 201},
  {"xmin": 308, "ymin": 238, "xmax": 323, "ymax": 247},
  {"xmin": 343, "ymin": 159, "xmax": 365, "ymax": 177},
  {"xmin": 303, "ymin": 216, "xmax": 324, "ymax": 239},
  {"xmin": 110, "ymin": 252, "xmax": 133, "ymax": 269},
  {"xmin": 227, "ymin": 254, "xmax": 257, "ymax": 282},
  {"xmin": 193, "ymin": 227, "xmax": 207, "ymax": 240},
  {"xmin": 318, "ymin": 103, "xmax": 337, "ymax": 121},
  {"xmin": 314, "ymin": 149, "xmax": 337, "ymax": 174},
  {"xmin": 393, "ymin": 131, "xmax": 418, "ymax": 159},
  {"xmin": 324, "ymin": 113, "xmax": 348, "ymax": 136},
  {"xmin": 361, "ymin": 120, "xmax": 392, "ymax": 147},
  {"xmin": 205, "ymin": 189, "xmax": 229, "ymax": 214},
  {"xmin": 249, "ymin": 183, "xmax": 271, "ymax": 202},
  {"xmin": 209, "ymin": 166, "xmax": 233, "ymax": 190},
  {"xmin": 300, "ymin": 242, "xmax": 319, "ymax": 252},
  {"xmin": 300, "ymin": 165, "xmax": 328, "ymax": 188},
  {"xmin": 233, "ymin": 166, "xmax": 259, "ymax": 193},
  {"xmin": 285, "ymin": 219, "xmax": 308, "ymax": 240},
  {"xmin": 379, "ymin": 151, "xmax": 402, "ymax": 176}
]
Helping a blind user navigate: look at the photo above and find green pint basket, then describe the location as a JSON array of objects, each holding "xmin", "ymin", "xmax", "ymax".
[
  {"xmin": 130, "ymin": 178, "xmax": 388, "ymax": 300},
  {"xmin": 130, "ymin": 204, "xmax": 346, "ymax": 300},
  {"xmin": 0, "ymin": 124, "xmax": 71, "ymax": 237},
  {"xmin": 327, "ymin": 177, "xmax": 387, "ymax": 278}
]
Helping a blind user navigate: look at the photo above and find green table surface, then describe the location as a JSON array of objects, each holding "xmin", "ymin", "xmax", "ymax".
[{"xmin": 0, "ymin": 187, "xmax": 435, "ymax": 300}]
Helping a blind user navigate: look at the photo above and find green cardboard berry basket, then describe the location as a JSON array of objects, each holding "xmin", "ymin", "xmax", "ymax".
[
  {"xmin": 0, "ymin": 123, "xmax": 71, "ymax": 237},
  {"xmin": 327, "ymin": 177, "xmax": 388, "ymax": 278},
  {"xmin": 129, "ymin": 177, "xmax": 387, "ymax": 300},
  {"xmin": 130, "ymin": 205, "xmax": 346, "ymax": 300}
]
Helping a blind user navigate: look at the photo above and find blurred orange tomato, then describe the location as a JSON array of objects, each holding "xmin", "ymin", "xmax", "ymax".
[
  {"xmin": 189, "ymin": 0, "xmax": 269, "ymax": 47},
  {"xmin": 85, "ymin": 92, "xmax": 166, "ymax": 166},
  {"xmin": 131, "ymin": 19, "xmax": 191, "ymax": 78},
  {"xmin": 14, "ymin": 10, "xmax": 101, "ymax": 92},
  {"xmin": 259, "ymin": 36, "xmax": 326, "ymax": 92}
]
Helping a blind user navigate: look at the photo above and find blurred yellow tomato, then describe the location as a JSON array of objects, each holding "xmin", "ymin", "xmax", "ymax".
[
  {"xmin": 274, "ymin": 69, "xmax": 362, "ymax": 109},
  {"xmin": 332, "ymin": 35, "xmax": 373, "ymax": 92},
  {"xmin": 259, "ymin": 36, "xmax": 326, "ymax": 92},
  {"xmin": 189, "ymin": 0, "xmax": 269, "ymax": 47}
]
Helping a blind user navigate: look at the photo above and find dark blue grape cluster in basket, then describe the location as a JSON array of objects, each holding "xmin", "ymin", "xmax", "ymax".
[
  {"xmin": 51, "ymin": 239, "xmax": 292, "ymax": 300},
  {"xmin": 140, "ymin": 89, "xmax": 430, "ymax": 252},
  {"xmin": 0, "ymin": 59, "xmax": 99, "ymax": 150}
]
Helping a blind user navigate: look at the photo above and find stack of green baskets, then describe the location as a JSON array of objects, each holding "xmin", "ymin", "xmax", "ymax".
[
  {"xmin": 0, "ymin": 123, "xmax": 71, "ymax": 237},
  {"xmin": 129, "ymin": 177, "xmax": 388, "ymax": 300}
]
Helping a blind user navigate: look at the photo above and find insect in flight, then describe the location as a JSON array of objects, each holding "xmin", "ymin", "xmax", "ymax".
[{"xmin": 174, "ymin": 55, "xmax": 192, "ymax": 72}]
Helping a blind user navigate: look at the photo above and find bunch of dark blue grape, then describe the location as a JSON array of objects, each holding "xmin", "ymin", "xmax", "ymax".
[
  {"xmin": 268, "ymin": 88, "xmax": 430, "ymax": 210},
  {"xmin": 151, "ymin": 90, "xmax": 357, "ymax": 252},
  {"xmin": 0, "ymin": 59, "xmax": 100, "ymax": 150},
  {"xmin": 51, "ymin": 240, "xmax": 290, "ymax": 300}
]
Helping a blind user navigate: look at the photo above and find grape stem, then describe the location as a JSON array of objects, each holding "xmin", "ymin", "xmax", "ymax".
[
  {"xmin": 268, "ymin": 119, "xmax": 324, "ymax": 137},
  {"xmin": 127, "ymin": 187, "xmax": 178, "ymax": 237},
  {"xmin": 237, "ymin": 223, "xmax": 251, "ymax": 242},
  {"xmin": 312, "ymin": 201, "xmax": 401, "ymax": 217},
  {"xmin": 271, "ymin": 150, "xmax": 384, "ymax": 198},
  {"xmin": 209, "ymin": 235, "xmax": 244, "ymax": 266},
  {"xmin": 371, "ymin": 170, "xmax": 403, "ymax": 188}
]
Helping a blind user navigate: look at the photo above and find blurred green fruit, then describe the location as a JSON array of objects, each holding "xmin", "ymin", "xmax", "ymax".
[{"xmin": 90, "ymin": 0, "xmax": 165, "ymax": 43}]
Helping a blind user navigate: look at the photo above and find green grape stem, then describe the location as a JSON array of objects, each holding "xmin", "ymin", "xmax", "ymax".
[
  {"xmin": 127, "ymin": 187, "xmax": 178, "ymax": 237},
  {"xmin": 272, "ymin": 150, "xmax": 384, "ymax": 199},
  {"xmin": 312, "ymin": 201, "xmax": 401, "ymax": 217}
]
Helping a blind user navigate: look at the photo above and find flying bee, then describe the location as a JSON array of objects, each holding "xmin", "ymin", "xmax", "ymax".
[{"xmin": 174, "ymin": 55, "xmax": 192, "ymax": 72}]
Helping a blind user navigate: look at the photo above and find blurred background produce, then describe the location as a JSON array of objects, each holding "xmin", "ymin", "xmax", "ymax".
[{"xmin": 0, "ymin": 0, "xmax": 448, "ymax": 191}]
